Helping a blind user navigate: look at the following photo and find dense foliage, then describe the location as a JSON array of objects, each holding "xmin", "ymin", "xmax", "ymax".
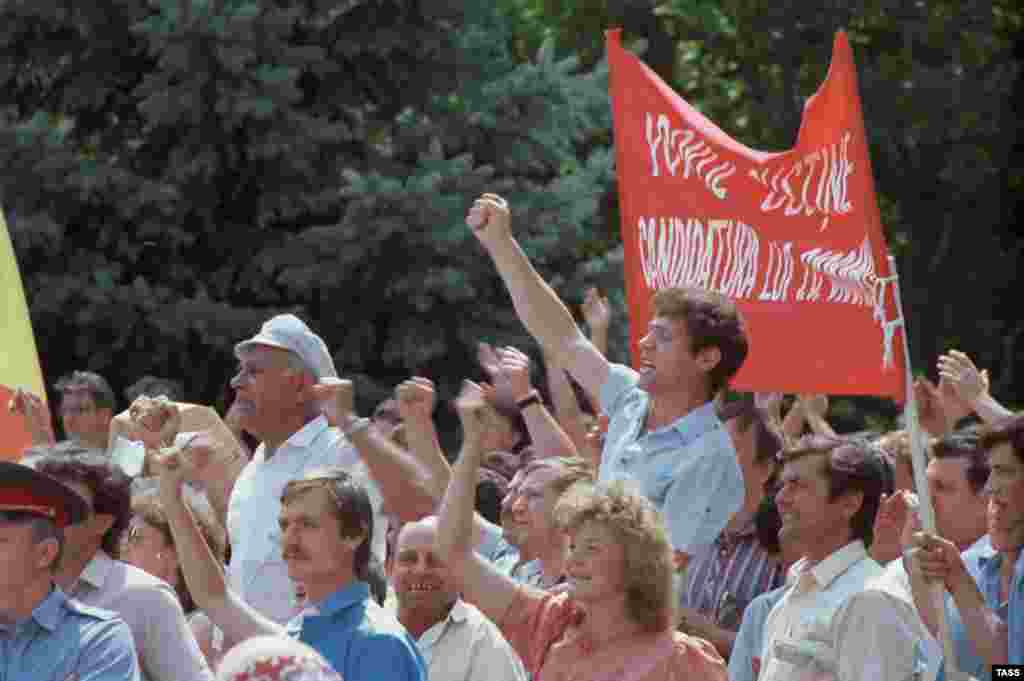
[{"xmin": 1, "ymin": 0, "xmax": 1019, "ymax": 439}]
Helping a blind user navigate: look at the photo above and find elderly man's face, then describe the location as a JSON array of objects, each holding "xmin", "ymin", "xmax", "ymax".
[
  {"xmin": 230, "ymin": 346, "xmax": 306, "ymax": 437},
  {"xmin": 390, "ymin": 522, "xmax": 457, "ymax": 619}
]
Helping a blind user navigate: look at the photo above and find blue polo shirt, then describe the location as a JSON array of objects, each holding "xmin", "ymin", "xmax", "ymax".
[
  {"xmin": 286, "ymin": 581, "xmax": 425, "ymax": 681},
  {"xmin": 598, "ymin": 364, "xmax": 744, "ymax": 553},
  {"xmin": 0, "ymin": 586, "xmax": 140, "ymax": 680}
]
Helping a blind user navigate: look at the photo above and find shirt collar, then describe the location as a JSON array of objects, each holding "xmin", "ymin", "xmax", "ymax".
[
  {"xmin": 77, "ymin": 550, "xmax": 114, "ymax": 591},
  {"xmin": 805, "ymin": 540, "xmax": 869, "ymax": 590},
  {"xmin": 448, "ymin": 598, "xmax": 470, "ymax": 624},
  {"xmin": 665, "ymin": 401, "xmax": 721, "ymax": 446},
  {"xmin": 313, "ymin": 581, "xmax": 371, "ymax": 617},
  {"xmin": 284, "ymin": 415, "xmax": 330, "ymax": 449},
  {"xmin": 975, "ymin": 535, "xmax": 1024, "ymax": 577},
  {"xmin": 31, "ymin": 586, "xmax": 68, "ymax": 633}
]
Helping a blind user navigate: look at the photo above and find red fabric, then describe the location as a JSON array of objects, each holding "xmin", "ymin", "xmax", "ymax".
[
  {"xmin": 607, "ymin": 30, "xmax": 906, "ymax": 399},
  {"xmin": 0, "ymin": 485, "xmax": 69, "ymax": 527},
  {"xmin": 0, "ymin": 385, "xmax": 32, "ymax": 461}
]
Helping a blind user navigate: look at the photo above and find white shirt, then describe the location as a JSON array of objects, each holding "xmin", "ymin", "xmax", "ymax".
[
  {"xmin": 829, "ymin": 557, "xmax": 940, "ymax": 681},
  {"xmin": 226, "ymin": 415, "xmax": 388, "ymax": 624},
  {"xmin": 71, "ymin": 552, "xmax": 213, "ymax": 681},
  {"xmin": 416, "ymin": 599, "xmax": 527, "ymax": 681},
  {"xmin": 759, "ymin": 541, "xmax": 883, "ymax": 681}
]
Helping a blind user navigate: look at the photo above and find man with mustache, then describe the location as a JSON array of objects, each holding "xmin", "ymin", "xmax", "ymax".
[
  {"xmin": 389, "ymin": 517, "xmax": 526, "ymax": 681},
  {"xmin": 158, "ymin": 452, "xmax": 426, "ymax": 681}
]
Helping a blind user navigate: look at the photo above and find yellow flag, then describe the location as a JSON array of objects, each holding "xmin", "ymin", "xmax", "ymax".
[{"xmin": 0, "ymin": 208, "xmax": 46, "ymax": 459}]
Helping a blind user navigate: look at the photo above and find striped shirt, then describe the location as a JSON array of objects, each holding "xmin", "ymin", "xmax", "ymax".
[{"xmin": 680, "ymin": 520, "xmax": 784, "ymax": 631}]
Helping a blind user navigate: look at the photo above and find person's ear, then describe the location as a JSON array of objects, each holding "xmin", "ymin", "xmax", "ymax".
[
  {"xmin": 35, "ymin": 536, "xmax": 61, "ymax": 571},
  {"xmin": 696, "ymin": 346, "xmax": 722, "ymax": 372}
]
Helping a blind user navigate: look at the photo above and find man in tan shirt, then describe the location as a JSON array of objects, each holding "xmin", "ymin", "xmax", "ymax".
[{"xmin": 29, "ymin": 443, "xmax": 213, "ymax": 681}]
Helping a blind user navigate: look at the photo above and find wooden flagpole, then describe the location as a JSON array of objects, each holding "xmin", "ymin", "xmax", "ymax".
[{"xmin": 888, "ymin": 255, "xmax": 959, "ymax": 678}]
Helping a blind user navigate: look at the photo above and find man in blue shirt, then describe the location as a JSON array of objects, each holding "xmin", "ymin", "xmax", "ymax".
[
  {"xmin": 912, "ymin": 412, "xmax": 1024, "ymax": 679},
  {"xmin": 159, "ymin": 449, "xmax": 426, "ymax": 681},
  {"xmin": 467, "ymin": 193, "xmax": 748, "ymax": 572},
  {"xmin": 0, "ymin": 460, "xmax": 141, "ymax": 680}
]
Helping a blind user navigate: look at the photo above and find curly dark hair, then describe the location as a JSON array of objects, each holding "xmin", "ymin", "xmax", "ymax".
[
  {"xmin": 31, "ymin": 443, "xmax": 132, "ymax": 557},
  {"xmin": 55, "ymin": 371, "xmax": 116, "ymax": 410},
  {"xmin": 651, "ymin": 287, "xmax": 749, "ymax": 397}
]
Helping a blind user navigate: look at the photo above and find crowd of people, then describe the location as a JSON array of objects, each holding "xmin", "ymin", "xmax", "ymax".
[{"xmin": 1, "ymin": 193, "xmax": 1020, "ymax": 681}]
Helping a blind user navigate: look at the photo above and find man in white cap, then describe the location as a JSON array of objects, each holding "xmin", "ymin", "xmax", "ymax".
[{"xmin": 227, "ymin": 314, "xmax": 388, "ymax": 624}]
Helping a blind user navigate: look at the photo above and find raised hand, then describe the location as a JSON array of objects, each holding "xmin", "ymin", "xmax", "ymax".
[
  {"xmin": 454, "ymin": 379, "xmax": 488, "ymax": 442},
  {"xmin": 907, "ymin": 532, "xmax": 970, "ymax": 592},
  {"xmin": 498, "ymin": 346, "xmax": 534, "ymax": 402},
  {"xmin": 7, "ymin": 388, "xmax": 56, "ymax": 445},
  {"xmin": 128, "ymin": 395, "xmax": 182, "ymax": 450},
  {"xmin": 913, "ymin": 377, "xmax": 952, "ymax": 436},
  {"xmin": 581, "ymin": 287, "xmax": 611, "ymax": 334},
  {"xmin": 937, "ymin": 350, "xmax": 989, "ymax": 407},
  {"xmin": 395, "ymin": 377, "xmax": 436, "ymax": 422},
  {"xmin": 797, "ymin": 393, "xmax": 829, "ymax": 420},
  {"xmin": 309, "ymin": 377, "xmax": 354, "ymax": 428},
  {"xmin": 466, "ymin": 193, "xmax": 511, "ymax": 245},
  {"xmin": 477, "ymin": 341, "xmax": 517, "ymax": 408}
]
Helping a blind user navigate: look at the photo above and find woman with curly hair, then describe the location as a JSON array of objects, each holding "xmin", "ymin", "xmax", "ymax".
[{"xmin": 435, "ymin": 380, "xmax": 727, "ymax": 681}]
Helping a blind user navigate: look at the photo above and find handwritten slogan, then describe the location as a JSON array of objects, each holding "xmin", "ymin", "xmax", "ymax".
[{"xmin": 608, "ymin": 30, "xmax": 906, "ymax": 398}]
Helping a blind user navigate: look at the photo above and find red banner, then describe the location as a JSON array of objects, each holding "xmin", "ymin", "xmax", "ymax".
[{"xmin": 607, "ymin": 29, "xmax": 906, "ymax": 399}]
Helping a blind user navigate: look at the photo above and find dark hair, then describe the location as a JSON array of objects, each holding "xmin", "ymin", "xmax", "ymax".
[
  {"xmin": 281, "ymin": 467, "xmax": 375, "ymax": 583},
  {"xmin": 780, "ymin": 435, "xmax": 888, "ymax": 547},
  {"xmin": 33, "ymin": 444, "xmax": 132, "ymax": 556},
  {"xmin": 55, "ymin": 371, "xmax": 116, "ymax": 411},
  {"xmin": 651, "ymin": 287, "xmax": 748, "ymax": 397},
  {"xmin": 131, "ymin": 494, "xmax": 226, "ymax": 613},
  {"xmin": 932, "ymin": 427, "xmax": 991, "ymax": 495},
  {"xmin": 719, "ymin": 395, "xmax": 784, "ymax": 465},
  {"xmin": 125, "ymin": 375, "xmax": 185, "ymax": 403},
  {"xmin": 363, "ymin": 556, "xmax": 388, "ymax": 606},
  {"xmin": 753, "ymin": 494, "xmax": 782, "ymax": 556},
  {"xmin": 0, "ymin": 511, "xmax": 63, "ymax": 569},
  {"xmin": 980, "ymin": 413, "xmax": 1024, "ymax": 463},
  {"xmin": 475, "ymin": 468, "xmax": 509, "ymax": 525}
]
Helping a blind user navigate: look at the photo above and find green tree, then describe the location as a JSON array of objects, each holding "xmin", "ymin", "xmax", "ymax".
[{"xmin": 0, "ymin": 0, "xmax": 618, "ymax": 442}]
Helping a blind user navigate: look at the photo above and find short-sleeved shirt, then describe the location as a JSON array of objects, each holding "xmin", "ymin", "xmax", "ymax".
[
  {"xmin": 477, "ymin": 519, "xmax": 548, "ymax": 587},
  {"xmin": 0, "ymin": 586, "xmax": 141, "ymax": 680},
  {"xmin": 758, "ymin": 541, "xmax": 883, "ymax": 681},
  {"xmin": 498, "ymin": 589, "xmax": 727, "ymax": 681},
  {"xmin": 728, "ymin": 585, "xmax": 787, "ymax": 681},
  {"xmin": 598, "ymin": 364, "xmax": 744, "ymax": 553},
  {"xmin": 228, "ymin": 416, "xmax": 389, "ymax": 623},
  {"xmin": 415, "ymin": 598, "xmax": 526, "ymax": 681},
  {"xmin": 936, "ymin": 535, "xmax": 1022, "ymax": 681},
  {"xmin": 286, "ymin": 581, "xmax": 426, "ymax": 681},
  {"xmin": 68, "ymin": 551, "xmax": 212, "ymax": 681}
]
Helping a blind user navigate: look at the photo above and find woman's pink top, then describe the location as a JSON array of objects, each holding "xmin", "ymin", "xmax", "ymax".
[{"xmin": 500, "ymin": 589, "xmax": 728, "ymax": 681}]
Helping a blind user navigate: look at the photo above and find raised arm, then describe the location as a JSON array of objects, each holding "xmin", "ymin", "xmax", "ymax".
[
  {"xmin": 938, "ymin": 350, "xmax": 1013, "ymax": 424},
  {"xmin": 581, "ymin": 287, "xmax": 611, "ymax": 359},
  {"xmin": 435, "ymin": 380, "xmax": 543, "ymax": 624},
  {"xmin": 156, "ymin": 448, "xmax": 282, "ymax": 643},
  {"xmin": 468, "ymin": 194, "xmax": 609, "ymax": 399},
  {"xmin": 395, "ymin": 377, "xmax": 452, "ymax": 503},
  {"xmin": 499, "ymin": 346, "xmax": 578, "ymax": 459},
  {"xmin": 543, "ymin": 351, "xmax": 599, "ymax": 468},
  {"xmin": 314, "ymin": 380, "xmax": 437, "ymax": 524}
]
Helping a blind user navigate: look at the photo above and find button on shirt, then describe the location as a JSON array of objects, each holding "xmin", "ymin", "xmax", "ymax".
[
  {"xmin": 0, "ymin": 586, "xmax": 141, "ymax": 681},
  {"xmin": 227, "ymin": 416, "xmax": 388, "ymax": 624},
  {"xmin": 759, "ymin": 541, "xmax": 884, "ymax": 681},
  {"xmin": 68, "ymin": 551, "xmax": 212, "ymax": 681},
  {"xmin": 598, "ymin": 364, "xmax": 744, "ymax": 553},
  {"xmin": 415, "ymin": 599, "xmax": 527, "ymax": 681},
  {"xmin": 286, "ymin": 581, "xmax": 426, "ymax": 681}
]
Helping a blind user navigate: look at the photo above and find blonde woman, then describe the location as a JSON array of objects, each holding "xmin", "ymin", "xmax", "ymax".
[{"xmin": 435, "ymin": 380, "xmax": 727, "ymax": 681}]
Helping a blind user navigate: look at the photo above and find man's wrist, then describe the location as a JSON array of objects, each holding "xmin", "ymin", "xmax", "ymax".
[{"xmin": 516, "ymin": 390, "xmax": 542, "ymax": 410}]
